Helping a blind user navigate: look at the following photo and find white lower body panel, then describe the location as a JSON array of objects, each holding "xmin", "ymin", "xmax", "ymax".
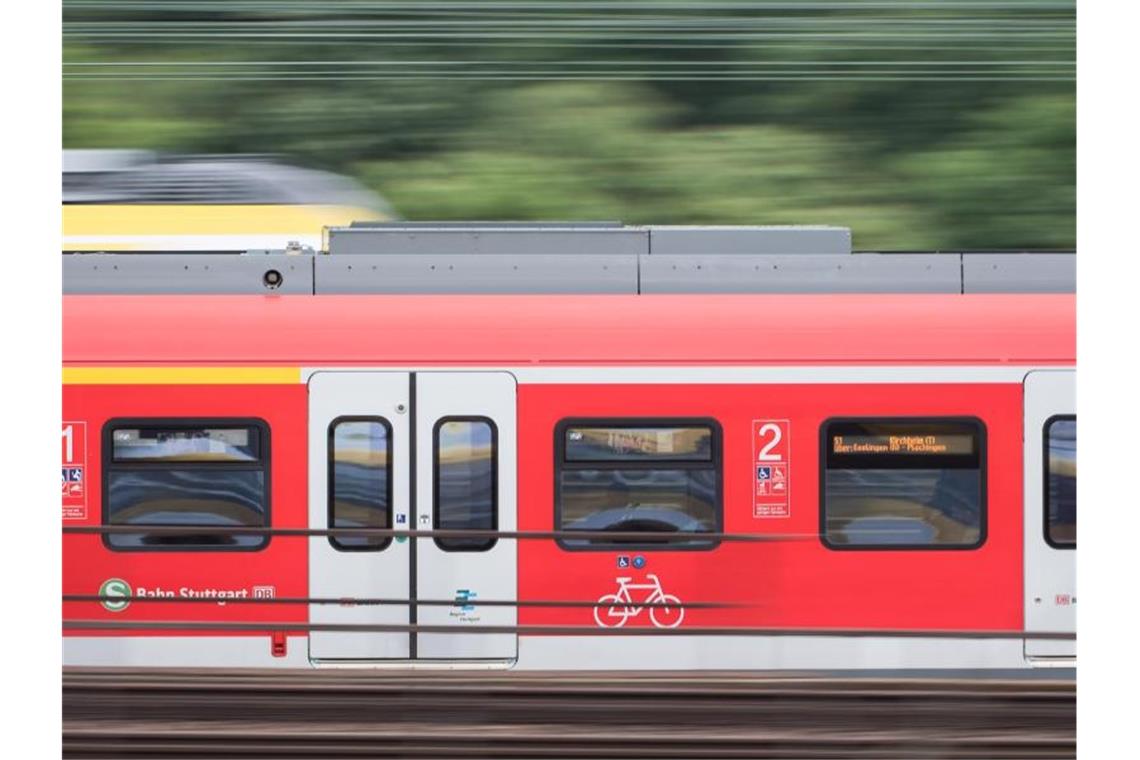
[
  {"xmin": 516, "ymin": 636, "xmax": 1037, "ymax": 671},
  {"xmin": 64, "ymin": 635, "xmax": 1064, "ymax": 672},
  {"xmin": 64, "ymin": 636, "xmax": 311, "ymax": 668}
]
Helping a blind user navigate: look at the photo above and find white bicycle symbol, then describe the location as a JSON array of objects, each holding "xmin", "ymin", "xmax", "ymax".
[{"xmin": 594, "ymin": 574, "xmax": 684, "ymax": 629}]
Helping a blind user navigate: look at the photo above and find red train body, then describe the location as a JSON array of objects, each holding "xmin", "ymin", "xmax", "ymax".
[{"xmin": 62, "ymin": 293, "xmax": 1076, "ymax": 670}]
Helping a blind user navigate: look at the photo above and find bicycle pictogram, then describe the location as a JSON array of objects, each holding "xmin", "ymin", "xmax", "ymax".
[{"xmin": 594, "ymin": 573, "xmax": 684, "ymax": 629}]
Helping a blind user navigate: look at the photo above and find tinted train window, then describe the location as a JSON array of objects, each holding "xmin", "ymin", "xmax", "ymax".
[
  {"xmin": 821, "ymin": 419, "xmax": 985, "ymax": 549},
  {"xmin": 329, "ymin": 418, "xmax": 392, "ymax": 551},
  {"xmin": 1045, "ymin": 416, "xmax": 1076, "ymax": 548},
  {"xmin": 103, "ymin": 420, "xmax": 269, "ymax": 551},
  {"xmin": 556, "ymin": 420, "xmax": 722, "ymax": 549},
  {"xmin": 434, "ymin": 418, "xmax": 497, "ymax": 552}
]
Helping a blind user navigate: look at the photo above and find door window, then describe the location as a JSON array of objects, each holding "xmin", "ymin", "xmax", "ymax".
[
  {"xmin": 434, "ymin": 418, "xmax": 498, "ymax": 551},
  {"xmin": 329, "ymin": 417, "xmax": 392, "ymax": 551},
  {"xmin": 1045, "ymin": 416, "xmax": 1076, "ymax": 548}
]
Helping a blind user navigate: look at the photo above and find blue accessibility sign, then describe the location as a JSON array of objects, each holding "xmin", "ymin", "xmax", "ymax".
[
  {"xmin": 757, "ymin": 466, "xmax": 772, "ymax": 480},
  {"xmin": 616, "ymin": 555, "xmax": 630, "ymax": 568}
]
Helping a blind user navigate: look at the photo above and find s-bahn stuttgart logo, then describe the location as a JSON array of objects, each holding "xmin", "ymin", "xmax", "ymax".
[
  {"xmin": 99, "ymin": 578, "xmax": 132, "ymax": 612},
  {"xmin": 96, "ymin": 579, "xmax": 277, "ymax": 611},
  {"xmin": 594, "ymin": 573, "xmax": 684, "ymax": 629}
]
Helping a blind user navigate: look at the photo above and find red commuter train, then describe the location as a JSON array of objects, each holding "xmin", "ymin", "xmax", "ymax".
[{"xmin": 61, "ymin": 291, "xmax": 1076, "ymax": 671}]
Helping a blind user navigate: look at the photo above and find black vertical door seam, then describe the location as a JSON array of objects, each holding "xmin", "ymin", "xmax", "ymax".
[{"xmin": 408, "ymin": 372, "xmax": 418, "ymax": 659}]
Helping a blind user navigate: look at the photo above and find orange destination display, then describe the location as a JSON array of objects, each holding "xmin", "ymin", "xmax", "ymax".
[{"xmin": 831, "ymin": 434, "xmax": 975, "ymax": 456}]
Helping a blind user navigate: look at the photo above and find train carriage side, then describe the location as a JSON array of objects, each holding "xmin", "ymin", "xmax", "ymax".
[{"xmin": 62, "ymin": 293, "xmax": 1076, "ymax": 671}]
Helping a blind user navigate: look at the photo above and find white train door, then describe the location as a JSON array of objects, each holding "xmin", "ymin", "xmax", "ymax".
[
  {"xmin": 415, "ymin": 372, "xmax": 517, "ymax": 660},
  {"xmin": 308, "ymin": 371, "xmax": 517, "ymax": 663},
  {"xmin": 1024, "ymin": 370, "xmax": 1076, "ymax": 661}
]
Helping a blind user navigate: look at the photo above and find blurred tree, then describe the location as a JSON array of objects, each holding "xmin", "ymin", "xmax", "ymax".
[
  {"xmin": 898, "ymin": 95, "xmax": 1075, "ymax": 249},
  {"xmin": 62, "ymin": 1, "xmax": 1075, "ymax": 250}
]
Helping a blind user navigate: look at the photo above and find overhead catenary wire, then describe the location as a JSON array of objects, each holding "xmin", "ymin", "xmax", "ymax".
[
  {"xmin": 62, "ymin": 0, "xmax": 1076, "ymax": 84},
  {"xmin": 62, "ymin": 0, "xmax": 1074, "ymax": 81},
  {"xmin": 62, "ymin": 58, "xmax": 1075, "ymax": 83}
]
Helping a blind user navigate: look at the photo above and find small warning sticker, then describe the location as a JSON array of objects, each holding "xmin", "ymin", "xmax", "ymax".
[
  {"xmin": 752, "ymin": 419, "xmax": 790, "ymax": 518},
  {"xmin": 62, "ymin": 421, "xmax": 88, "ymax": 520}
]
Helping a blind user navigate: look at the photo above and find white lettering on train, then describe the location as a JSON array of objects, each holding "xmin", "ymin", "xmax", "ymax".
[{"xmin": 132, "ymin": 585, "xmax": 252, "ymax": 606}]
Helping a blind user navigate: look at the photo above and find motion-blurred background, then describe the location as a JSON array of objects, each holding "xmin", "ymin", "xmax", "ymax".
[{"xmin": 63, "ymin": 1, "xmax": 1075, "ymax": 250}]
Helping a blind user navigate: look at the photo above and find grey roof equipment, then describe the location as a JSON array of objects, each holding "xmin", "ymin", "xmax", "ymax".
[{"xmin": 63, "ymin": 222, "xmax": 1074, "ymax": 295}]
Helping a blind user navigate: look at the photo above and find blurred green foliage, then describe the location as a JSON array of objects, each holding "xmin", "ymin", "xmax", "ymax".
[{"xmin": 62, "ymin": 2, "xmax": 1075, "ymax": 249}]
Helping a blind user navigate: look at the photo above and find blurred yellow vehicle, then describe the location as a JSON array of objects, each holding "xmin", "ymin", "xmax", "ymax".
[{"xmin": 63, "ymin": 150, "xmax": 394, "ymax": 252}]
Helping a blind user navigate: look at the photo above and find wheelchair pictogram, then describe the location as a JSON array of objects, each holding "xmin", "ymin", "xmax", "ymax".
[{"xmin": 594, "ymin": 573, "xmax": 684, "ymax": 629}]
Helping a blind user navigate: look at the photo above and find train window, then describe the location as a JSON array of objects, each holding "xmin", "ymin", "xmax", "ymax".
[
  {"xmin": 821, "ymin": 419, "xmax": 985, "ymax": 549},
  {"xmin": 434, "ymin": 418, "xmax": 498, "ymax": 552},
  {"xmin": 329, "ymin": 418, "xmax": 392, "ymax": 551},
  {"xmin": 102, "ymin": 420, "xmax": 269, "ymax": 551},
  {"xmin": 1045, "ymin": 416, "xmax": 1076, "ymax": 549},
  {"xmin": 555, "ymin": 419, "xmax": 722, "ymax": 550}
]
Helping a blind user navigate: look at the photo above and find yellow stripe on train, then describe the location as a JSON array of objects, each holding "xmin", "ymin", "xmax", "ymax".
[
  {"xmin": 64, "ymin": 205, "xmax": 379, "ymax": 235},
  {"xmin": 62, "ymin": 204, "xmax": 387, "ymax": 251},
  {"xmin": 63, "ymin": 367, "xmax": 302, "ymax": 385}
]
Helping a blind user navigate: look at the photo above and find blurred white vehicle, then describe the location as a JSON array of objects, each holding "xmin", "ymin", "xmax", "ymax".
[{"xmin": 63, "ymin": 150, "xmax": 395, "ymax": 252}]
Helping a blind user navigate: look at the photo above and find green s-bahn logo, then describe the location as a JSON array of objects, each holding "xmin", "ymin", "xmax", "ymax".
[{"xmin": 99, "ymin": 578, "xmax": 131, "ymax": 612}]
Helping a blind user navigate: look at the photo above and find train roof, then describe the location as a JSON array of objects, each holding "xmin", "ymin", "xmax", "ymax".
[
  {"xmin": 63, "ymin": 293, "xmax": 1074, "ymax": 367},
  {"xmin": 64, "ymin": 223, "xmax": 1075, "ymax": 293}
]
